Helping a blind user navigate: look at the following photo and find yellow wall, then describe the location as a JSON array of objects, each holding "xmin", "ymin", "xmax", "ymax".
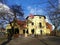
[
  {"xmin": 6, "ymin": 16, "xmax": 50, "ymax": 35},
  {"xmin": 27, "ymin": 16, "xmax": 50, "ymax": 35}
]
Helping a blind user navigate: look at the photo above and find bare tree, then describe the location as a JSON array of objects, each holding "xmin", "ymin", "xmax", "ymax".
[
  {"xmin": 11, "ymin": 4, "xmax": 24, "ymax": 27},
  {"xmin": 46, "ymin": 0, "xmax": 60, "ymax": 35},
  {"xmin": 0, "ymin": 3, "xmax": 13, "ymax": 29},
  {"xmin": 0, "ymin": 0, "xmax": 6, "ymax": 4},
  {"xmin": 0, "ymin": 3, "xmax": 24, "ymax": 39},
  {"xmin": 0, "ymin": 3, "xmax": 24, "ymax": 28}
]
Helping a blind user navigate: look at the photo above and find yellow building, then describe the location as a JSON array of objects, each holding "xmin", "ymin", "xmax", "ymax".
[
  {"xmin": 6, "ymin": 21, "xmax": 26, "ymax": 36},
  {"xmin": 26, "ymin": 15, "xmax": 51, "ymax": 35},
  {"xmin": 6, "ymin": 15, "xmax": 51, "ymax": 37}
]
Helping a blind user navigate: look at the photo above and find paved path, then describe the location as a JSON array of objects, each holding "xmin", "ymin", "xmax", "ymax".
[
  {"xmin": 0, "ymin": 36, "xmax": 60, "ymax": 45},
  {"xmin": 38, "ymin": 36, "xmax": 60, "ymax": 45}
]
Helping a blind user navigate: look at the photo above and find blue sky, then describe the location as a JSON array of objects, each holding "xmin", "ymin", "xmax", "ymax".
[
  {"xmin": 0, "ymin": 0, "xmax": 58, "ymax": 29},
  {"xmin": 4, "ymin": 0, "xmax": 58, "ymax": 18}
]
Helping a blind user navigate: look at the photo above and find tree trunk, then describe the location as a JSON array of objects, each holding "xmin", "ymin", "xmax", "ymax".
[
  {"xmin": 7, "ymin": 22, "xmax": 14, "ymax": 40},
  {"xmin": 54, "ymin": 26, "xmax": 57, "ymax": 36}
]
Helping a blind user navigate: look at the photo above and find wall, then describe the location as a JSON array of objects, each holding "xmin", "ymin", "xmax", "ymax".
[{"xmin": 27, "ymin": 16, "xmax": 49, "ymax": 35}]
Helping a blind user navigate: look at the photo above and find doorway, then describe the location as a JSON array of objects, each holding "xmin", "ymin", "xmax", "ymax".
[
  {"xmin": 15, "ymin": 28, "xmax": 19, "ymax": 34},
  {"xmin": 23, "ymin": 30, "xmax": 25, "ymax": 34},
  {"xmin": 31, "ymin": 29, "xmax": 34, "ymax": 34},
  {"xmin": 26, "ymin": 29, "xmax": 28, "ymax": 34},
  {"xmin": 40, "ymin": 30, "xmax": 42, "ymax": 35},
  {"xmin": 14, "ymin": 28, "xmax": 19, "ymax": 38}
]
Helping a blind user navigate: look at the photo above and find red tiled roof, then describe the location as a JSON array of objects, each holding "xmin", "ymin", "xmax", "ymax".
[
  {"xmin": 46, "ymin": 22, "xmax": 52, "ymax": 31},
  {"xmin": 16, "ymin": 20, "xmax": 26, "ymax": 28}
]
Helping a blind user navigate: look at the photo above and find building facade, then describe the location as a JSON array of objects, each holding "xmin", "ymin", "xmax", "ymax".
[
  {"xmin": 6, "ymin": 15, "xmax": 52, "ymax": 37},
  {"xmin": 26, "ymin": 15, "xmax": 51, "ymax": 35}
]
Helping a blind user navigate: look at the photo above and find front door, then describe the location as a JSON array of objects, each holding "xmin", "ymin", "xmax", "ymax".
[
  {"xmin": 26, "ymin": 29, "xmax": 28, "ymax": 34},
  {"xmin": 31, "ymin": 29, "xmax": 34, "ymax": 34},
  {"xmin": 14, "ymin": 28, "xmax": 19, "ymax": 38},
  {"xmin": 40, "ymin": 30, "xmax": 42, "ymax": 35},
  {"xmin": 23, "ymin": 30, "xmax": 25, "ymax": 34},
  {"xmin": 15, "ymin": 28, "xmax": 19, "ymax": 34}
]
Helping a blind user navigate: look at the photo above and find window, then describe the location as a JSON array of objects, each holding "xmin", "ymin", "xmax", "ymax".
[
  {"xmin": 39, "ymin": 23, "xmax": 42, "ymax": 28},
  {"xmin": 31, "ymin": 22, "xmax": 34, "ymax": 25},
  {"xmin": 39, "ymin": 16, "xmax": 41, "ymax": 18}
]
